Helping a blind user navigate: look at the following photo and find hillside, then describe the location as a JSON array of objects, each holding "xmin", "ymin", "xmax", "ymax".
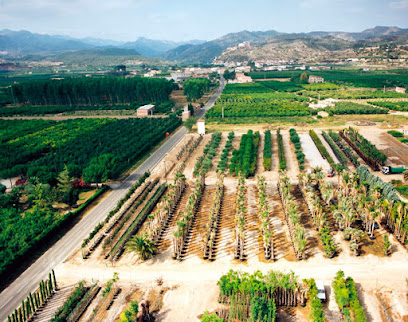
[
  {"xmin": 50, "ymin": 48, "xmax": 164, "ymax": 66},
  {"xmin": 162, "ymin": 30, "xmax": 281, "ymax": 62},
  {"xmin": 217, "ymin": 33, "xmax": 408, "ymax": 63},
  {"xmin": 163, "ymin": 26, "xmax": 408, "ymax": 63},
  {"xmin": 121, "ymin": 37, "xmax": 205, "ymax": 57},
  {"xmin": 0, "ymin": 29, "xmax": 92, "ymax": 55}
]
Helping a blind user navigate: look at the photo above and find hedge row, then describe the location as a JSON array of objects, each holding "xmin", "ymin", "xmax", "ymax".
[
  {"xmin": 289, "ymin": 128, "xmax": 305, "ymax": 170},
  {"xmin": 309, "ymin": 130, "xmax": 335, "ymax": 168},
  {"xmin": 81, "ymin": 172, "xmax": 149, "ymax": 248},
  {"xmin": 357, "ymin": 165, "xmax": 400, "ymax": 202},
  {"xmin": 263, "ymin": 130, "xmax": 272, "ymax": 171},
  {"xmin": 0, "ymin": 185, "xmax": 108, "ymax": 280},
  {"xmin": 322, "ymin": 131, "xmax": 349, "ymax": 167},
  {"xmin": 328, "ymin": 130, "xmax": 360, "ymax": 168},
  {"xmin": 277, "ymin": 129, "xmax": 286, "ymax": 170}
]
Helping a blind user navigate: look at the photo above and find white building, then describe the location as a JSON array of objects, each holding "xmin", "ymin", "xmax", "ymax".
[
  {"xmin": 229, "ymin": 72, "xmax": 253, "ymax": 84},
  {"xmin": 308, "ymin": 75, "xmax": 324, "ymax": 84},
  {"xmin": 171, "ymin": 72, "xmax": 192, "ymax": 82}
]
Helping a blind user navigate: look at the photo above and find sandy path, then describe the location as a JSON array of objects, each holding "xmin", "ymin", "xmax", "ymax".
[
  {"xmin": 255, "ymin": 132, "xmax": 264, "ymax": 177},
  {"xmin": 59, "ymin": 240, "xmax": 408, "ymax": 321},
  {"xmin": 246, "ymin": 184, "xmax": 261, "ymax": 261},
  {"xmin": 215, "ymin": 182, "xmax": 236, "ymax": 261},
  {"xmin": 281, "ymin": 130, "xmax": 298, "ymax": 179},
  {"xmin": 359, "ymin": 128, "xmax": 408, "ymax": 166},
  {"xmin": 185, "ymin": 186, "xmax": 215, "ymax": 260},
  {"xmin": 299, "ymin": 133, "xmax": 330, "ymax": 171}
]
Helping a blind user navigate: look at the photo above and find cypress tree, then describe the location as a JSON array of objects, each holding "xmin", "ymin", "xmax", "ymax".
[
  {"xmin": 29, "ymin": 293, "xmax": 35, "ymax": 312},
  {"xmin": 48, "ymin": 277, "xmax": 53, "ymax": 295},
  {"xmin": 13, "ymin": 309, "xmax": 17, "ymax": 322},
  {"xmin": 37, "ymin": 292, "xmax": 40, "ymax": 308},
  {"xmin": 34, "ymin": 292, "xmax": 38, "ymax": 308},
  {"xmin": 21, "ymin": 300, "xmax": 26, "ymax": 321},
  {"xmin": 52, "ymin": 269, "xmax": 57, "ymax": 290},
  {"xmin": 18, "ymin": 307, "xmax": 22, "ymax": 322},
  {"xmin": 8, "ymin": 316, "xmax": 11, "ymax": 322},
  {"xmin": 26, "ymin": 299, "xmax": 30, "ymax": 317},
  {"xmin": 40, "ymin": 281, "xmax": 45, "ymax": 303}
]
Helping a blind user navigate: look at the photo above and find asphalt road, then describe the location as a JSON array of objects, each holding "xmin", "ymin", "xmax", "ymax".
[{"xmin": 0, "ymin": 77, "xmax": 225, "ymax": 321}]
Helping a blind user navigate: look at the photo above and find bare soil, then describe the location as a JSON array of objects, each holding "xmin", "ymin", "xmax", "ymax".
[{"xmin": 59, "ymin": 128, "xmax": 408, "ymax": 321}]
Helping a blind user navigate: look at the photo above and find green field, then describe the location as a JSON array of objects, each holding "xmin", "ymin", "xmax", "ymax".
[
  {"xmin": 0, "ymin": 116, "xmax": 181, "ymax": 280},
  {"xmin": 206, "ymin": 69, "xmax": 408, "ymax": 124},
  {"xmin": 0, "ymin": 117, "xmax": 181, "ymax": 182},
  {"xmin": 247, "ymin": 69, "xmax": 408, "ymax": 88}
]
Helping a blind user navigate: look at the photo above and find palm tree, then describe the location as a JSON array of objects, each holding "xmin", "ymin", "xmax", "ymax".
[
  {"xmin": 403, "ymin": 170, "xmax": 408, "ymax": 183},
  {"xmin": 297, "ymin": 172, "xmax": 306, "ymax": 187},
  {"xmin": 126, "ymin": 233, "xmax": 157, "ymax": 261}
]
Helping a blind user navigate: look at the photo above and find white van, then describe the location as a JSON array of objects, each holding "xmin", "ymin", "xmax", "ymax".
[{"xmin": 315, "ymin": 280, "xmax": 326, "ymax": 302}]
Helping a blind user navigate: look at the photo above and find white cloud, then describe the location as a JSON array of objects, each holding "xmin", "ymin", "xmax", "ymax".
[{"xmin": 390, "ymin": 0, "xmax": 408, "ymax": 8}]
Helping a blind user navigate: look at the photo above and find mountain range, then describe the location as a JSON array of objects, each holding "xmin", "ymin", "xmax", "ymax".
[
  {"xmin": 0, "ymin": 29, "xmax": 205, "ymax": 57},
  {"xmin": 164, "ymin": 26, "xmax": 408, "ymax": 63},
  {"xmin": 0, "ymin": 26, "xmax": 407, "ymax": 64}
]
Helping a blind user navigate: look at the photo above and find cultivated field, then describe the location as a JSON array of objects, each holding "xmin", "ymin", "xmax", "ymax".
[{"xmin": 47, "ymin": 126, "xmax": 408, "ymax": 321}]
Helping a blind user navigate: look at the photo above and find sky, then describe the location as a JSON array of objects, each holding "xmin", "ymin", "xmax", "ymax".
[{"xmin": 0, "ymin": 0, "xmax": 407, "ymax": 42}]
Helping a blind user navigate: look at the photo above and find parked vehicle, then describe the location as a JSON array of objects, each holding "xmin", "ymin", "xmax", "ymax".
[
  {"xmin": 382, "ymin": 166, "xmax": 406, "ymax": 175},
  {"xmin": 315, "ymin": 280, "xmax": 326, "ymax": 302},
  {"xmin": 327, "ymin": 168, "xmax": 335, "ymax": 177}
]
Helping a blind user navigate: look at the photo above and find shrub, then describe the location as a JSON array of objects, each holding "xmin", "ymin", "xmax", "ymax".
[{"xmin": 387, "ymin": 130, "xmax": 404, "ymax": 138}]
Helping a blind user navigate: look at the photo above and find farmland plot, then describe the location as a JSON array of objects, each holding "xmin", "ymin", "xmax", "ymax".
[{"xmin": 299, "ymin": 133, "xmax": 331, "ymax": 171}]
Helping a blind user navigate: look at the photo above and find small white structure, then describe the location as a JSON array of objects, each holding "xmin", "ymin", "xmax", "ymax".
[
  {"xmin": 171, "ymin": 72, "xmax": 192, "ymax": 82},
  {"xmin": 308, "ymin": 75, "xmax": 324, "ymax": 84},
  {"xmin": 182, "ymin": 106, "xmax": 191, "ymax": 121},
  {"xmin": 309, "ymin": 98, "xmax": 338, "ymax": 109},
  {"xmin": 228, "ymin": 72, "xmax": 253, "ymax": 84},
  {"xmin": 197, "ymin": 119, "xmax": 205, "ymax": 135},
  {"xmin": 137, "ymin": 104, "xmax": 155, "ymax": 117},
  {"xmin": 395, "ymin": 86, "xmax": 406, "ymax": 94}
]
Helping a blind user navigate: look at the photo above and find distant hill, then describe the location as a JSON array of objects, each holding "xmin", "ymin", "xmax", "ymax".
[
  {"xmin": 0, "ymin": 29, "xmax": 204, "ymax": 58},
  {"xmin": 163, "ymin": 26, "xmax": 408, "ymax": 62},
  {"xmin": 163, "ymin": 30, "xmax": 281, "ymax": 62},
  {"xmin": 217, "ymin": 32, "xmax": 408, "ymax": 63},
  {"xmin": 0, "ymin": 29, "xmax": 92, "ymax": 55},
  {"xmin": 120, "ymin": 37, "xmax": 205, "ymax": 57},
  {"xmin": 1, "ymin": 26, "xmax": 407, "ymax": 63},
  {"xmin": 50, "ymin": 48, "xmax": 159, "ymax": 66},
  {"xmin": 307, "ymin": 26, "xmax": 408, "ymax": 41}
]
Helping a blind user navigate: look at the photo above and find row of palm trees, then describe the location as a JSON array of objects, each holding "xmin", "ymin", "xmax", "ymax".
[
  {"xmin": 257, "ymin": 176, "xmax": 275, "ymax": 261},
  {"xmin": 175, "ymin": 135, "xmax": 203, "ymax": 176},
  {"xmin": 124, "ymin": 171, "xmax": 187, "ymax": 262},
  {"xmin": 234, "ymin": 175, "xmax": 246, "ymax": 261},
  {"xmin": 297, "ymin": 169, "xmax": 338, "ymax": 258},
  {"xmin": 172, "ymin": 174, "xmax": 205, "ymax": 260},
  {"xmin": 176, "ymin": 136, "xmax": 194, "ymax": 161},
  {"xmin": 336, "ymin": 170, "xmax": 407, "ymax": 254},
  {"xmin": 277, "ymin": 171, "xmax": 306, "ymax": 260},
  {"xmin": 147, "ymin": 171, "xmax": 186, "ymax": 243},
  {"xmin": 202, "ymin": 175, "xmax": 224, "ymax": 260}
]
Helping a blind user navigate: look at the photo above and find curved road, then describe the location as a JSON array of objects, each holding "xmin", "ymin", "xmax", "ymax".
[{"xmin": 0, "ymin": 76, "xmax": 225, "ymax": 322}]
